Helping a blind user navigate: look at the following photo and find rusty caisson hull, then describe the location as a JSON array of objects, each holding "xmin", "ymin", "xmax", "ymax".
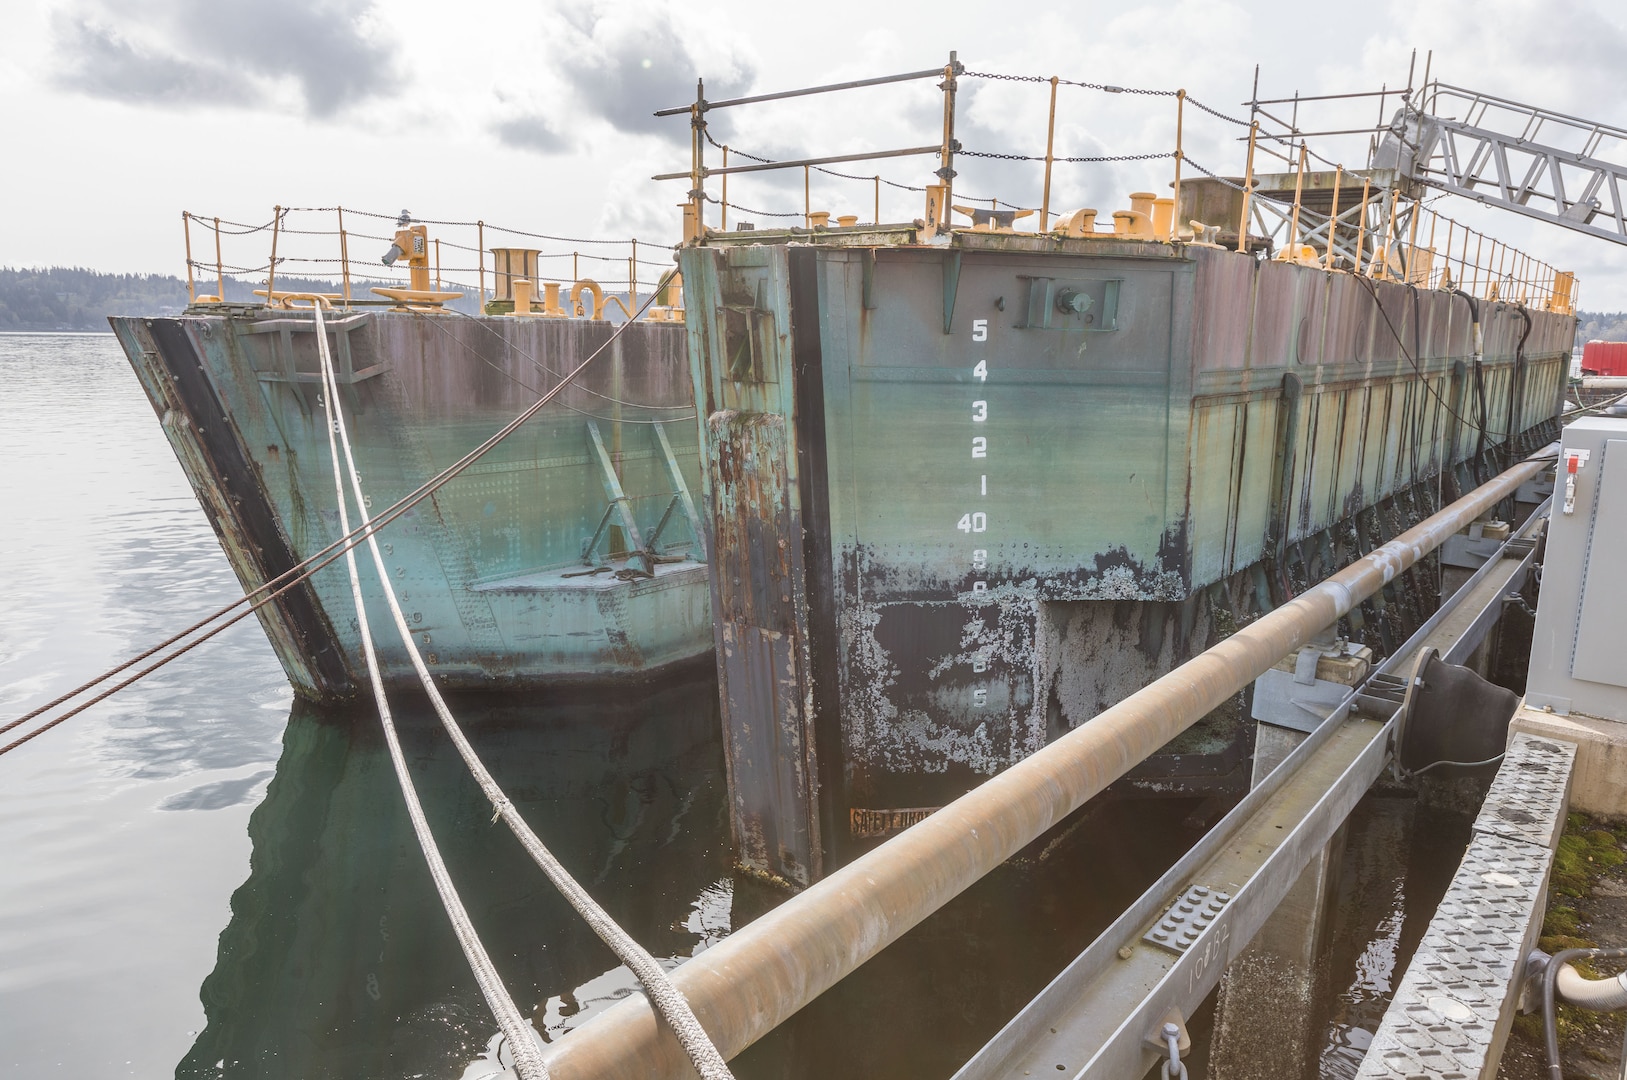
[
  {"xmin": 111, "ymin": 308, "xmax": 711, "ymax": 702},
  {"xmin": 684, "ymin": 227, "xmax": 1573, "ymax": 886}
]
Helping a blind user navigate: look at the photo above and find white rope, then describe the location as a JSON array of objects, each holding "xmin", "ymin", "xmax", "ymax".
[
  {"xmin": 311, "ymin": 302, "xmax": 548, "ymax": 1080},
  {"xmin": 311, "ymin": 303, "xmax": 735, "ymax": 1080}
]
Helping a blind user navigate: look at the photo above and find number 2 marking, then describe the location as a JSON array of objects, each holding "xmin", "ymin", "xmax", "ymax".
[
  {"xmin": 972, "ymin": 319, "xmax": 988, "ymax": 342},
  {"xmin": 972, "ymin": 436, "xmax": 987, "ymax": 458}
]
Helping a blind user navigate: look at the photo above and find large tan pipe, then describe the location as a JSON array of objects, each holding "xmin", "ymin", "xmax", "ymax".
[{"xmin": 539, "ymin": 449, "xmax": 1556, "ymax": 1079}]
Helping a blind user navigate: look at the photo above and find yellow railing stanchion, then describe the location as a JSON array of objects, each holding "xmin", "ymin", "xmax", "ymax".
[
  {"xmin": 338, "ymin": 207, "xmax": 351, "ymax": 308},
  {"xmin": 182, "ymin": 212, "xmax": 196, "ymax": 303},
  {"xmin": 1354, "ymin": 178, "xmax": 1371, "ymax": 274},
  {"xmin": 213, "ymin": 217, "xmax": 224, "ymax": 300},
  {"xmin": 1323, "ymin": 167, "xmax": 1343, "ymax": 269},
  {"xmin": 1287, "ymin": 143, "xmax": 1308, "ymax": 255},
  {"xmin": 1041, "ymin": 76, "xmax": 1059, "ymax": 232},
  {"xmin": 1405, "ymin": 192, "xmax": 1423, "ymax": 284},
  {"xmin": 267, "ymin": 205, "xmax": 281, "ymax": 300},
  {"xmin": 1237, "ymin": 121, "xmax": 1259, "ymax": 254},
  {"xmin": 1171, "ymin": 89, "xmax": 1185, "ymax": 241}
]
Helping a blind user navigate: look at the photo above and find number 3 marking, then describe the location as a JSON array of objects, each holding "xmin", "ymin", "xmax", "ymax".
[
  {"xmin": 972, "ymin": 319, "xmax": 988, "ymax": 342},
  {"xmin": 972, "ymin": 400, "xmax": 987, "ymax": 422}
]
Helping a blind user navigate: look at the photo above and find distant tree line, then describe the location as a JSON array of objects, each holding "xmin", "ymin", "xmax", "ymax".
[
  {"xmin": 0, "ymin": 266, "xmax": 471, "ymax": 330},
  {"xmin": 1576, "ymin": 311, "xmax": 1627, "ymax": 344}
]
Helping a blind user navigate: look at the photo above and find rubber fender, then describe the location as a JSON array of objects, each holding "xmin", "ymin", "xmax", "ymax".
[{"xmin": 1397, "ymin": 647, "xmax": 1520, "ymax": 775}]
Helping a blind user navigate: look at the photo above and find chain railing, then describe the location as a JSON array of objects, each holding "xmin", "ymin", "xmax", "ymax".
[{"xmin": 178, "ymin": 207, "xmax": 683, "ymax": 319}]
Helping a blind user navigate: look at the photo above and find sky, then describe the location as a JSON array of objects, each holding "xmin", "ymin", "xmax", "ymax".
[{"xmin": 5, "ymin": 0, "xmax": 1627, "ymax": 308}]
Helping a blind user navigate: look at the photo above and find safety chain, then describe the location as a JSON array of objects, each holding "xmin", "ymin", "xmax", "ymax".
[
  {"xmin": 701, "ymin": 128, "xmax": 1038, "ymax": 213},
  {"xmin": 964, "ymin": 71, "xmax": 1178, "ymax": 96},
  {"xmin": 723, "ymin": 201, "xmax": 803, "ymax": 219},
  {"xmin": 1181, "ymin": 158, "xmax": 1249, "ymax": 192},
  {"xmin": 960, "ymin": 149, "xmax": 1176, "ymax": 164}
]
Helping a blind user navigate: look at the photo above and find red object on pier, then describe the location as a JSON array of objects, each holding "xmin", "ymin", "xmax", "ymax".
[{"xmin": 1582, "ymin": 340, "xmax": 1627, "ymax": 376}]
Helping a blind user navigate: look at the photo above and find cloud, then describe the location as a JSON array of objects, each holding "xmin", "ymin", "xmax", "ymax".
[
  {"xmin": 52, "ymin": 16, "xmax": 255, "ymax": 105},
  {"xmin": 553, "ymin": 3, "xmax": 755, "ymax": 140},
  {"xmin": 51, "ymin": 0, "xmax": 395, "ymax": 117},
  {"xmin": 494, "ymin": 114, "xmax": 568, "ymax": 155}
]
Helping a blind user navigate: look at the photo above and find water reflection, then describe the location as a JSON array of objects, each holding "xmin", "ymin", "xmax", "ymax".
[
  {"xmin": 179, "ymin": 677, "xmax": 733, "ymax": 1079},
  {"xmin": 1318, "ymin": 796, "xmax": 1474, "ymax": 1080}
]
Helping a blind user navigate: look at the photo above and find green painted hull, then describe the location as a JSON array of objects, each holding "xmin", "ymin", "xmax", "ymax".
[
  {"xmin": 111, "ymin": 308, "xmax": 711, "ymax": 701},
  {"xmin": 683, "ymin": 228, "xmax": 1573, "ymax": 884}
]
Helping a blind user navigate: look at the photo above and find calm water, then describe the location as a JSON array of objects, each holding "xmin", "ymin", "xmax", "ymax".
[
  {"xmin": 0, "ymin": 332, "xmax": 1203, "ymax": 1079},
  {"xmin": 0, "ymin": 331, "xmax": 1444, "ymax": 1080}
]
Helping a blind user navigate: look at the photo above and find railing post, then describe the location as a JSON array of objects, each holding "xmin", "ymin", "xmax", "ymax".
[
  {"xmin": 267, "ymin": 205, "xmax": 281, "ymax": 300},
  {"xmin": 874, "ymin": 175, "xmax": 881, "ymax": 225},
  {"xmin": 1171, "ymin": 88, "xmax": 1185, "ymax": 241},
  {"xmin": 1237, "ymin": 121, "xmax": 1259, "ymax": 254},
  {"xmin": 477, "ymin": 221, "xmax": 486, "ymax": 305},
  {"xmin": 1287, "ymin": 143, "xmax": 1308, "ymax": 255},
  {"xmin": 213, "ymin": 216, "xmax": 224, "ymax": 300},
  {"xmin": 1472, "ymin": 231, "xmax": 1485, "ymax": 297},
  {"xmin": 1354, "ymin": 178, "xmax": 1371, "ymax": 274},
  {"xmin": 804, "ymin": 164, "xmax": 810, "ymax": 228},
  {"xmin": 1041, "ymin": 76, "xmax": 1059, "ymax": 232},
  {"xmin": 631, "ymin": 237, "xmax": 639, "ymax": 315},
  {"xmin": 721, "ymin": 146, "xmax": 729, "ymax": 230},
  {"xmin": 181, "ymin": 211, "xmax": 195, "ymax": 303},
  {"xmin": 338, "ymin": 207, "xmax": 351, "ymax": 308},
  {"xmin": 1324, "ymin": 167, "xmax": 1343, "ymax": 269},
  {"xmin": 434, "ymin": 238, "xmax": 442, "ymax": 292},
  {"xmin": 937, "ymin": 50, "xmax": 960, "ymax": 234}
]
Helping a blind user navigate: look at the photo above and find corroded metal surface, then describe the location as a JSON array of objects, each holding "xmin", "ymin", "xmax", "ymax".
[
  {"xmin": 684, "ymin": 227, "xmax": 1572, "ymax": 883},
  {"xmin": 537, "ymin": 453, "xmax": 1554, "ymax": 1080},
  {"xmin": 111, "ymin": 311, "xmax": 710, "ymax": 699}
]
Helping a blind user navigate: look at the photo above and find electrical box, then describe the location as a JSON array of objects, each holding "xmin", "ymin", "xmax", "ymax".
[{"xmin": 1527, "ymin": 416, "xmax": 1627, "ymax": 721}]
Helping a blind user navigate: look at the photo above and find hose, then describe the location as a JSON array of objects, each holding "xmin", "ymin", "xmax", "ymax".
[{"xmin": 1541, "ymin": 947, "xmax": 1627, "ymax": 1080}]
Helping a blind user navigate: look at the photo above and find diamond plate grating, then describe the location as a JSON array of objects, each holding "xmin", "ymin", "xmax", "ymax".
[
  {"xmin": 1473, "ymin": 733, "xmax": 1577, "ymax": 849},
  {"xmin": 1356, "ymin": 734, "xmax": 1577, "ymax": 1080}
]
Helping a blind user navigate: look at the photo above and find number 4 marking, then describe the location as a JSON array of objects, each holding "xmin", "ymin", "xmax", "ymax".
[
  {"xmin": 972, "ymin": 319, "xmax": 988, "ymax": 342},
  {"xmin": 973, "ymin": 359, "xmax": 987, "ymax": 381}
]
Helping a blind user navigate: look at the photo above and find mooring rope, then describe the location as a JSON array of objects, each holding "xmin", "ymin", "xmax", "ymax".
[
  {"xmin": 311, "ymin": 303, "xmax": 735, "ymax": 1080},
  {"xmin": 306, "ymin": 301, "xmax": 548, "ymax": 1080}
]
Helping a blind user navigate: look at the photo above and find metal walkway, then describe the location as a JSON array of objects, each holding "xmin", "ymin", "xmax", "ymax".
[{"xmin": 1402, "ymin": 83, "xmax": 1627, "ymax": 246}]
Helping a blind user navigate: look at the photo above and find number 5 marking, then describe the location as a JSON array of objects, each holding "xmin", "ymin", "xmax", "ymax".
[{"xmin": 972, "ymin": 319, "xmax": 988, "ymax": 342}]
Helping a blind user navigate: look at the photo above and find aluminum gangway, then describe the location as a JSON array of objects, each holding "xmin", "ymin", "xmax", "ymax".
[{"xmin": 1387, "ymin": 82, "xmax": 1627, "ymax": 246}]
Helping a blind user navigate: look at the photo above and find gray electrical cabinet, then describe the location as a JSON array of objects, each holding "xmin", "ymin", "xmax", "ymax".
[{"xmin": 1527, "ymin": 416, "xmax": 1627, "ymax": 721}]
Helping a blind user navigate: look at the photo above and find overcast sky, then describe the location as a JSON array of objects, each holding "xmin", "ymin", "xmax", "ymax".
[{"xmin": 6, "ymin": 0, "xmax": 1627, "ymax": 308}]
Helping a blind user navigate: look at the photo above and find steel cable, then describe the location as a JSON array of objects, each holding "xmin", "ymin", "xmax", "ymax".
[
  {"xmin": 309, "ymin": 302, "xmax": 548, "ymax": 1080},
  {"xmin": 313, "ymin": 303, "xmax": 734, "ymax": 1080}
]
